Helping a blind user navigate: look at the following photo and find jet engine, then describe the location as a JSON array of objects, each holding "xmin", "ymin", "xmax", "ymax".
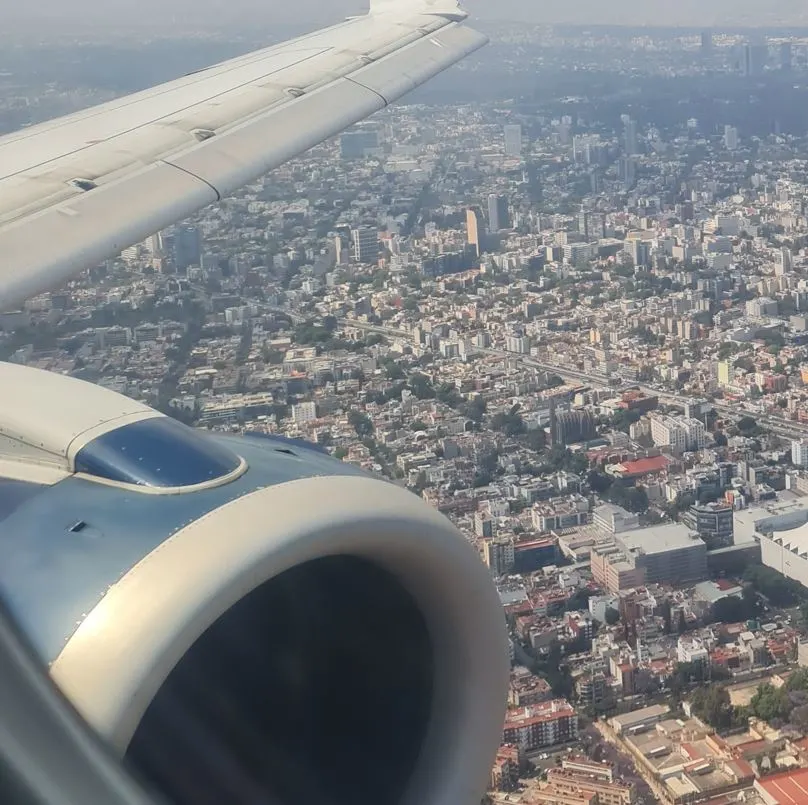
[{"xmin": 0, "ymin": 363, "xmax": 509, "ymax": 805}]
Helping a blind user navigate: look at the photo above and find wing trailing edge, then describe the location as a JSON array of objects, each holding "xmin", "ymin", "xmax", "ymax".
[
  {"xmin": 370, "ymin": 0, "xmax": 470, "ymax": 21},
  {"xmin": 0, "ymin": 6, "xmax": 486, "ymax": 310}
]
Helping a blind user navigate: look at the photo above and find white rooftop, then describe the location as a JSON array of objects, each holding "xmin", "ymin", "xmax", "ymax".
[
  {"xmin": 734, "ymin": 497, "xmax": 808, "ymax": 544},
  {"xmin": 766, "ymin": 520, "xmax": 808, "ymax": 556},
  {"xmin": 619, "ymin": 522, "xmax": 702, "ymax": 556}
]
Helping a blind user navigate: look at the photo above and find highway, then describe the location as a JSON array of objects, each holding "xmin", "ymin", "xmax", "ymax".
[{"xmin": 335, "ymin": 317, "xmax": 808, "ymax": 441}]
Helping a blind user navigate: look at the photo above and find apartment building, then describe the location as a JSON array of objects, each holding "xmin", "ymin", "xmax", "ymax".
[{"xmin": 503, "ymin": 699, "xmax": 578, "ymax": 750}]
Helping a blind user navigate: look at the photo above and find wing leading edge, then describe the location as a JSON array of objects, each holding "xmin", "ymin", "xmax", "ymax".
[{"xmin": 0, "ymin": 0, "xmax": 486, "ymax": 310}]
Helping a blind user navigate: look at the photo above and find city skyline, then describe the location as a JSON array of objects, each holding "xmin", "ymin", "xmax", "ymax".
[
  {"xmin": 7, "ymin": 4, "xmax": 808, "ymax": 805},
  {"xmin": 7, "ymin": 0, "xmax": 808, "ymax": 29}
]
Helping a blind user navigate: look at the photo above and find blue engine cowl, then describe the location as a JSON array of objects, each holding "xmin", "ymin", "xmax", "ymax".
[{"xmin": 0, "ymin": 362, "xmax": 508, "ymax": 805}]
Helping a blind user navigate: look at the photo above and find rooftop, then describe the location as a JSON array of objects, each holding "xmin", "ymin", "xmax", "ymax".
[
  {"xmin": 619, "ymin": 522, "xmax": 702, "ymax": 556},
  {"xmin": 764, "ymin": 519, "xmax": 808, "ymax": 555},
  {"xmin": 610, "ymin": 703, "xmax": 670, "ymax": 728},
  {"xmin": 755, "ymin": 767, "xmax": 808, "ymax": 804}
]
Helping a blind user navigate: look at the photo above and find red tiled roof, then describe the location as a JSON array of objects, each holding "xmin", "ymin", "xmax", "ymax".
[
  {"xmin": 617, "ymin": 455, "xmax": 670, "ymax": 476},
  {"xmin": 757, "ymin": 768, "xmax": 808, "ymax": 804}
]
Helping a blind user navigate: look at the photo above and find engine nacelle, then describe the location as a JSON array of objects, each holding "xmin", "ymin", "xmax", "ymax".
[{"xmin": 0, "ymin": 364, "xmax": 509, "ymax": 805}]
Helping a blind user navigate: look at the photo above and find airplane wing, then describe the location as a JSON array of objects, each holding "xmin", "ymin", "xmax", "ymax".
[{"xmin": 0, "ymin": 0, "xmax": 486, "ymax": 311}]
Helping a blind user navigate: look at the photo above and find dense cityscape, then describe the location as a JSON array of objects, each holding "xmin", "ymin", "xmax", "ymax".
[{"xmin": 13, "ymin": 14, "xmax": 808, "ymax": 805}]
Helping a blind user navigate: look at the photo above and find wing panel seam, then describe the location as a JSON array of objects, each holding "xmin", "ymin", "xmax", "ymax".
[
  {"xmin": 0, "ymin": 49, "xmax": 334, "ymax": 182},
  {"xmin": 160, "ymin": 160, "xmax": 222, "ymax": 201},
  {"xmin": 344, "ymin": 76, "xmax": 390, "ymax": 106}
]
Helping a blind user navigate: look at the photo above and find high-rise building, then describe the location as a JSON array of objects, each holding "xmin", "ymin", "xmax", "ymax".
[
  {"xmin": 351, "ymin": 227, "xmax": 379, "ymax": 264},
  {"xmin": 625, "ymin": 239, "xmax": 651, "ymax": 268},
  {"xmin": 504, "ymin": 124, "xmax": 523, "ymax": 157},
  {"xmin": 551, "ymin": 409, "xmax": 596, "ymax": 446},
  {"xmin": 700, "ymin": 30, "xmax": 713, "ymax": 54},
  {"xmin": 292, "ymin": 401, "xmax": 317, "ymax": 423},
  {"xmin": 741, "ymin": 42, "xmax": 767, "ymax": 76},
  {"xmin": 466, "ymin": 207, "xmax": 482, "ymax": 256},
  {"xmin": 792, "ymin": 440, "xmax": 808, "ymax": 468},
  {"xmin": 618, "ymin": 156, "xmax": 637, "ymax": 190},
  {"xmin": 488, "ymin": 194, "xmax": 510, "ymax": 232},
  {"xmin": 780, "ymin": 42, "xmax": 793, "ymax": 71},
  {"xmin": 483, "ymin": 539, "xmax": 515, "ymax": 576},
  {"xmin": 173, "ymin": 225, "xmax": 202, "ymax": 272},
  {"xmin": 474, "ymin": 511, "xmax": 495, "ymax": 539},
  {"xmin": 649, "ymin": 414, "xmax": 706, "ymax": 452},
  {"xmin": 623, "ymin": 117, "xmax": 639, "ymax": 155},
  {"xmin": 577, "ymin": 210, "xmax": 590, "ymax": 239},
  {"xmin": 682, "ymin": 502, "xmax": 734, "ymax": 547},
  {"xmin": 776, "ymin": 247, "xmax": 793, "ymax": 275},
  {"xmin": 723, "ymin": 125, "xmax": 739, "ymax": 150},
  {"xmin": 339, "ymin": 130, "xmax": 378, "ymax": 159}
]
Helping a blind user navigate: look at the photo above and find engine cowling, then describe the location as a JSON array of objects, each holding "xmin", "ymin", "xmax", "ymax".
[{"xmin": 0, "ymin": 364, "xmax": 509, "ymax": 805}]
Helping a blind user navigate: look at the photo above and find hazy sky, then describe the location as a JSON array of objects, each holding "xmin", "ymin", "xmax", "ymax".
[{"xmin": 5, "ymin": 0, "xmax": 808, "ymax": 28}]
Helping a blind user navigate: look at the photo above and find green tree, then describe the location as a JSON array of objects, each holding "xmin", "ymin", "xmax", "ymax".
[
  {"xmin": 347, "ymin": 410, "xmax": 374, "ymax": 437},
  {"xmin": 491, "ymin": 409, "xmax": 526, "ymax": 438},
  {"xmin": 750, "ymin": 683, "xmax": 791, "ymax": 724},
  {"xmin": 462, "ymin": 395, "xmax": 486, "ymax": 424},
  {"xmin": 744, "ymin": 565, "xmax": 808, "ymax": 607},
  {"xmin": 737, "ymin": 415, "xmax": 760, "ymax": 434},
  {"xmin": 605, "ymin": 607, "xmax": 620, "ymax": 626},
  {"xmin": 611, "ymin": 408, "xmax": 642, "ymax": 433},
  {"xmin": 691, "ymin": 685, "xmax": 734, "ymax": 729},
  {"xmin": 408, "ymin": 373, "xmax": 435, "ymax": 399},
  {"xmin": 383, "ymin": 359, "xmax": 405, "ymax": 381}
]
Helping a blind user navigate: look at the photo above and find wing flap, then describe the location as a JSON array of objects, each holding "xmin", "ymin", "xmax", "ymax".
[
  {"xmin": 165, "ymin": 79, "xmax": 385, "ymax": 196},
  {"xmin": 168, "ymin": 24, "xmax": 486, "ymax": 197},
  {"xmin": 0, "ymin": 4, "xmax": 487, "ymax": 310},
  {"xmin": 347, "ymin": 23, "xmax": 484, "ymax": 103}
]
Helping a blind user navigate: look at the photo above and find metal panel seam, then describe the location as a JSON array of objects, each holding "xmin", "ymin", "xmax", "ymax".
[
  {"xmin": 160, "ymin": 160, "xmax": 222, "ymax": 201},
  {"xmin": 344, "ymin": 76, "xmax": 390, "ymax": 106}
]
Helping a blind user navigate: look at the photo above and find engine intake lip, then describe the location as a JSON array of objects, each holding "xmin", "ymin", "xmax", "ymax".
[{"xmin": 50, "ymin": 474, "xmax": 509, "ymax": 805}]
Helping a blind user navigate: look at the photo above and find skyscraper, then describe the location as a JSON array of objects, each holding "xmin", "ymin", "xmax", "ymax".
[
  {"xmin": 723, "ymin": 125, "xmax": 739, "ymax": 151},
  {"xmin": 173, "ymin": 225, "xmax": 202, "ymax": 272},
  {"xmin": 780, "ymin": 42, "xmax": 793, "ymax": 71},
  {"xmin": 466, "ymin": 208, "xmax": 482, "ymax": 256},
  {"xmin": 623, "ymin": 117, "xmax": 639, "ymax": 156},
  {"xmin": 741, "ymin": 43, "xmax": 767, "ymax": 77},
  {"xmin": 776, "ymin": 247, "xmax": 793, "ymax": 275},
  {"xmin": 578, "ymin": 211, "xmax": 605, "ymax": 241},
  {"xmin": 618, "ymin": 157, "xmax": 637, "ymax": 190},
  {"xmin": 339, "ymin": 130, "xmax": 378, "ymax": 159},
  {"xmin": 488, "ymin": 194, "xmax": 510, "ymax": 232},
  {"xmin": 625, "ymin": 239, "xmax": 651, "ymax": 268},
  {"xmin": 504, "ymin": 124, "xmax": 522, "ymax": 157},
  {"xmin": 700, "ymin": 31, "xmax": 712, "ymax": 54},
  {"xmin": 351, "ymin": 227, "xmax": 379, "ymax": 264}
]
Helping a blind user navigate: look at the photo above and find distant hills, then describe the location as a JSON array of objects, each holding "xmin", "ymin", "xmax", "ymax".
[
  {"xmin": 8, "ymin": 0, "xmax": 808, "ymax": 30},
  {"xmin": 467, "ymin": 0, "xmax": 808, "ymax": 28}
]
